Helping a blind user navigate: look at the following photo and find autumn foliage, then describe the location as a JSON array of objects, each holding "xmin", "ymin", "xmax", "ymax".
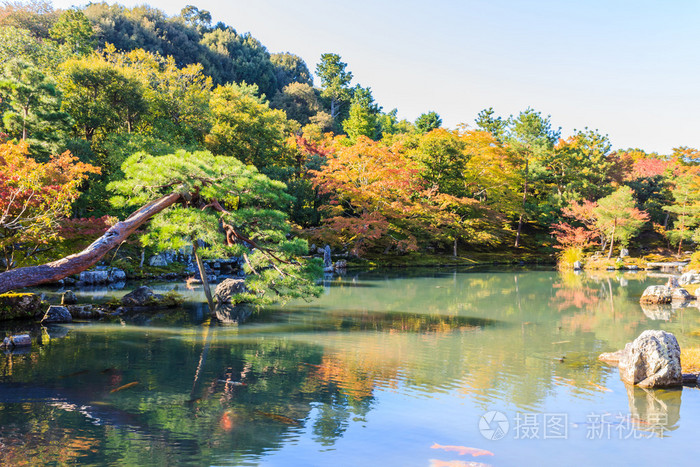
[{"xmin": 0, "ymin": 140, "xmax": 100, "ymax": 268}]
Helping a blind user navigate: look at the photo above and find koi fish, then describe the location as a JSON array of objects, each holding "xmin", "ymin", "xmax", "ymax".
[
  {"xmin": 219, "ymin": 380, "xmax": 247, "ymax": 386},
  {"xmin": 220, "ymin": 411, "xmax": 235, "ymax": 431},
  {"xmin": 431, "ymin": 443, "xmax": 494, "ymax": 457},
  {"xmin": 110, "ymin": 381, "xmax": 139, "ymax": 393},
  {"xmin": 254, "ymin": 410, "xmax": 300, "ymax": 426},
  {"xmin": 429, "ymin": 459, "xmax": 492, "ymax": 467}
]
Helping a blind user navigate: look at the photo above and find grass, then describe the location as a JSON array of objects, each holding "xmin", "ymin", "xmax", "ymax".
[{"xmin": 681, "ymin": 348, "xmax": 700, "ymax": 373}]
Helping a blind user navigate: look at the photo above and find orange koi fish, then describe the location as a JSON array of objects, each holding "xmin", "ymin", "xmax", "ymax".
[
  {"xmin": 110, "ymin": 381, "xmax": 139, "ymax": 393},
  {"xmin": 431, "ymin": 443, "xmax": 494, "ymax": 457},
  {"xmin": 220, "ymin": 411, "xmax": 235, "ymax": 431},
  {"xmin": 429, "ymin": 459, "xmax": 492, "ymax": 467}
]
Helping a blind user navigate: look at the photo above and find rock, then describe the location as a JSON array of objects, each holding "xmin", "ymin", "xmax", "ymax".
[
  {"xmin": 108, "ymin": 268, "xmax": 126, "ymax": 282},
  {"xmin": 671, "ymin": 287, "xmax": 695, "ymax": 302},
  {"xmin": 666, "ymin": 276, "xmax": 680, "ymax": 288},
  {"xmin": 2, "ymin": 334, "xmax": 31, "ymax": 348},
  {"xmin": 61, "ymin": 290, "xmax": 77, "ymax": 305},
  {"xmin": 626, "ymin": 264, "xmax": 639, "ymax": 271},
  {"xmin": 121, "ymin": 286, "xmax": 164, "ymax": 307},
  {"xmin": 215, "ymin": 279, "xmax": 248, "ymax": 303},
  {"xmin": 573, "ymin": 261, "xmax": 582, "ymax": 270},
  {"xmin": 599, "ymin": 349, "xmax": 625, "ymax": 366},
  {"xmin": 682, "ymin": 373, "xmax": 698, "ymax": 386},
  {"xmin": 67, "ymin": 305, "xmax": 94, "ymax": 319},
  {"xmin": 42, "ymin": 305, "xmax": 73, "ymax": 324},
  {"xmin": 323, "ymin": 245, "xmax": 332, "ymax": 269},
  {"xmin": 619, "ymin": 248, "xmax": 629, "ymax": 258},
  {"xmin": 679, "ymin": 271, "xmax": 700, "ymax": 285},
  {"xmin": 618, "ymin": 330, "xmax": 682, "ymax": 388},
  {"xmin": 64, "ymin": 277, "xmax": 76, "ymax": 285},
  {"xmin": 334, "ymin": 259, "xmax": 347, "ymax": 271},
  {"xmin": 149, "ymin": 254, "xmax": 169, "ymax": 267},
  {"xmin": 79, "ymin": 270, "xmax": 110, "ymax": 284},
  {"xmin": 0, "ymin": 293, "xmax": 43, "ymax": 321},
  {"xmin": 640, "ymin": 285, "xmax": 673, "ymax": 305}
]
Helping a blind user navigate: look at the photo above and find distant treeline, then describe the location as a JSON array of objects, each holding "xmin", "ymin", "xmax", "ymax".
[{"xmin": 1, "ymin": 1, "xmax": 699, "ymax": 270}]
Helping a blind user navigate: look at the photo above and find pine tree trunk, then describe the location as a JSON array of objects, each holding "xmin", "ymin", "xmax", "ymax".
[
  {"xmin": 193, "ymin": 242, "xmax": 215, "ymax": 314},
  {"xmin": 0, "ymin": 192, "xmax": 181, "ymax": 294},
  {"xmin": 607, "ymin": 221, "xmax": 617, "ymax": 259}
]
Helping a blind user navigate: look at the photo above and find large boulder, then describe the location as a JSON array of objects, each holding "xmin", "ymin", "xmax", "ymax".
[
  {"xmin": 0, "ymin": 293, "xmax": 43, "ymax": 321},
  {"xmin": 618, "ymin": 330, "xmax": 682, "ymax": 388},
  {"xmin": 214, "ymin": 303, "xmax": 253, "ymax": 324},
  {"xmin": 215, "ymin": 279, "xmax": 248, "ymax": 303},
  {"xmin": 640, "ymin": 286, "xmax": 673, "ymax": 305},
  {"xmin": 679, "ymin": 270, "xmax": 700, "ymax": 286},
  {"xmin": 121, "ymin": 286, "xmax": 164, "ymax": 307},
  {"xmin": 672, "ymin": 287, "xmax": 695, "ymax": 302},
  {"xmin": 42, "ymin": 305, "xmax": 73, "ymax": 324}
]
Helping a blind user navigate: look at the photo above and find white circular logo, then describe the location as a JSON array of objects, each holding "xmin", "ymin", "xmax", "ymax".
[{"xmin": 479, "ymin": 411, "xmax": 509, "ymax": 440}]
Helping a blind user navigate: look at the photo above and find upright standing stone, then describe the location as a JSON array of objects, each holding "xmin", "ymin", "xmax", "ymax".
[{"xmin": 323, "ymin": 245, "xmax": 332, "ymax": 270}]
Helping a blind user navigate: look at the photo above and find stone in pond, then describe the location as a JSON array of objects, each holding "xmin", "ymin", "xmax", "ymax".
[
  {"xmin": 42, "ymin": 305, "xmax": 73, "ymax": 324},
  {"xmin": 618, "ymin": 330, "xmax": 682, "ymax": 388},
  {"xmin": 214, "ymin": 279, "xmax": 248, "ymax": 303},
  {"xmin": 121, "ymin": 286, "xmax": 164, "ymax": 307},
  {"xmin": 639, "ymin": 285, "xmax": 673, "ymax": 305},
  {"xmin": 61, "ymin": 290, "xmax": 77, "ymax": 305}
]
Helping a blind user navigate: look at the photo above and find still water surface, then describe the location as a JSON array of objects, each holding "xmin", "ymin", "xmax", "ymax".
[{"xmin": 2, "ymin": 268, "xmax": 700, "ymax": 466}]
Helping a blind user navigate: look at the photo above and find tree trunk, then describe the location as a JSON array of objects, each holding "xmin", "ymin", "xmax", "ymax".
[
  {"xmin": 193, "ymin": 242, "xmax": 215, "ymax": 314},
  {"xmin": 607, "ymin": 221, "xmax": 617, "ymax": 259},
  {"xmin": 453, "ymin": 237, "xmax": 458, "ymax": 258},
  {"xmin": 514, "ymin": 157, "xmax": 528, "ymax": 248},
  {"xmin": 0, "ymin": 192, "xmax": 181, "ymax": 294}
]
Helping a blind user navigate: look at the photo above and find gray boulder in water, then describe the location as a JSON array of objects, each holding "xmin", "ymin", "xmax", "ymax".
[
  {"xmin": 121, "ymin": 286, "xmax": 164, "ymax": 307},
  {"xmin": 214, "ymin": 278, "xmax": 248, "ymax": 303},
  {"xmin": 618, "ymin": 330, "xmax": 682, "ymax": 388},
  {"xmin": 639, "ymin": 285, "xmax": 673, "ymax": 305},
  {"xmin": 42, "ymin": 305, "xmax": 73, "ymax": 324},
  {"xmin": 61, "ymin": 290, "xmax": 77, "ymax": 305}
]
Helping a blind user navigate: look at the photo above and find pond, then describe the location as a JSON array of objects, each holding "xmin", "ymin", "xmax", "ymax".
[{"xmin": 2, "ymin": 268, "xmax": 700, "ymax": 466}]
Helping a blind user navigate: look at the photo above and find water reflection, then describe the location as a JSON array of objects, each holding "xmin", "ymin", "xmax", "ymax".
[
  {"xmin": 3, "ymin": 269, "xmax": 700, "ymax": 465},
  {"xmin": 626, "ymin": 386, "xmax": 682, "ymax": 434}
]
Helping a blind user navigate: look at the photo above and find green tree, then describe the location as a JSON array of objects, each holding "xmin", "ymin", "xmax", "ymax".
[
  {"xmin": 271, "ymin": 52, "xmax": 312, "ymax": 88},
  {"xmin": 270, "ymin": 82, "xmax": 323, "ymax": 127},
  {"xmin": 0, "ymin": 58, "xmax": 67, "ymax": 144},
  {"xmin": 503, "ymin": 108, "xmax": 560, "ymax": 247},
  {"xmin": 180, "ymin": 5, "xmax": 211, "ymax": 31},
  {"xmin": 315, "ymin": 53, "xmax": 353, "ymax": 124},
  {"xmin": 594, "ymin": 186, "xmax": 649, "ymax": 258},
  {"xmin": 205, "ymin": 83, "xmax": 293, "ymax": 169},
  {"xmin": 49, "ymin": 8, "xmax": 95, "ymax": 55},
  {"xmin": 342, "ymin": 86, "xmax": 380, "ymax": 141},
  {"xmin": 414, "ymin": 111, "xmax": 442, "ymax": 134},
  {"xmin": 664, "ymin": 172, "xmax": 700, "ymax": 254},
  {"xmin": 58, "ymin": 55, "xmax": 146, "ymax": 139},
  {"xmin": 475, "ymin": 107, "xmax": 505, "ymax": 139},
  {"xmin": 0, "ymin": 149, "xmax": 322, "ymax": 297}
]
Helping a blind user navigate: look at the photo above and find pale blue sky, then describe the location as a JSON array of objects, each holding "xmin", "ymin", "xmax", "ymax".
[{"xmin": 52, "ymin": 0, "xmax": 700, "ymax": 154}]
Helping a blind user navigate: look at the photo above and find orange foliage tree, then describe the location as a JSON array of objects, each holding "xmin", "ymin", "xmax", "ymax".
[
  {"xmin": 0, "ymin": 140, "xmax": 100, "ymax": 269},
  {"xmin": 309, "ymin": 135, "xmax": 503, "ymax": 256}
]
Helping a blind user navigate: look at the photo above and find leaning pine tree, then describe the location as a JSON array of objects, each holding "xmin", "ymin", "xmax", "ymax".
[{"xmin": 0, "ymin": 150, "xmax": 323, "ymax": 304}]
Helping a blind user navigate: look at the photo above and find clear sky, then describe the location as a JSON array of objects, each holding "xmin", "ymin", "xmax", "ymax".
[{"xmin": 52, "ymin": 0, "xmax": 700, "ymax": 154}]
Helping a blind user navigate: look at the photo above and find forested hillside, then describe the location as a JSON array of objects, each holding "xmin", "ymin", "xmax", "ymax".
[{"xmin": 1, "ymin": 0, "xmax": 699, "ymax": 272}]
